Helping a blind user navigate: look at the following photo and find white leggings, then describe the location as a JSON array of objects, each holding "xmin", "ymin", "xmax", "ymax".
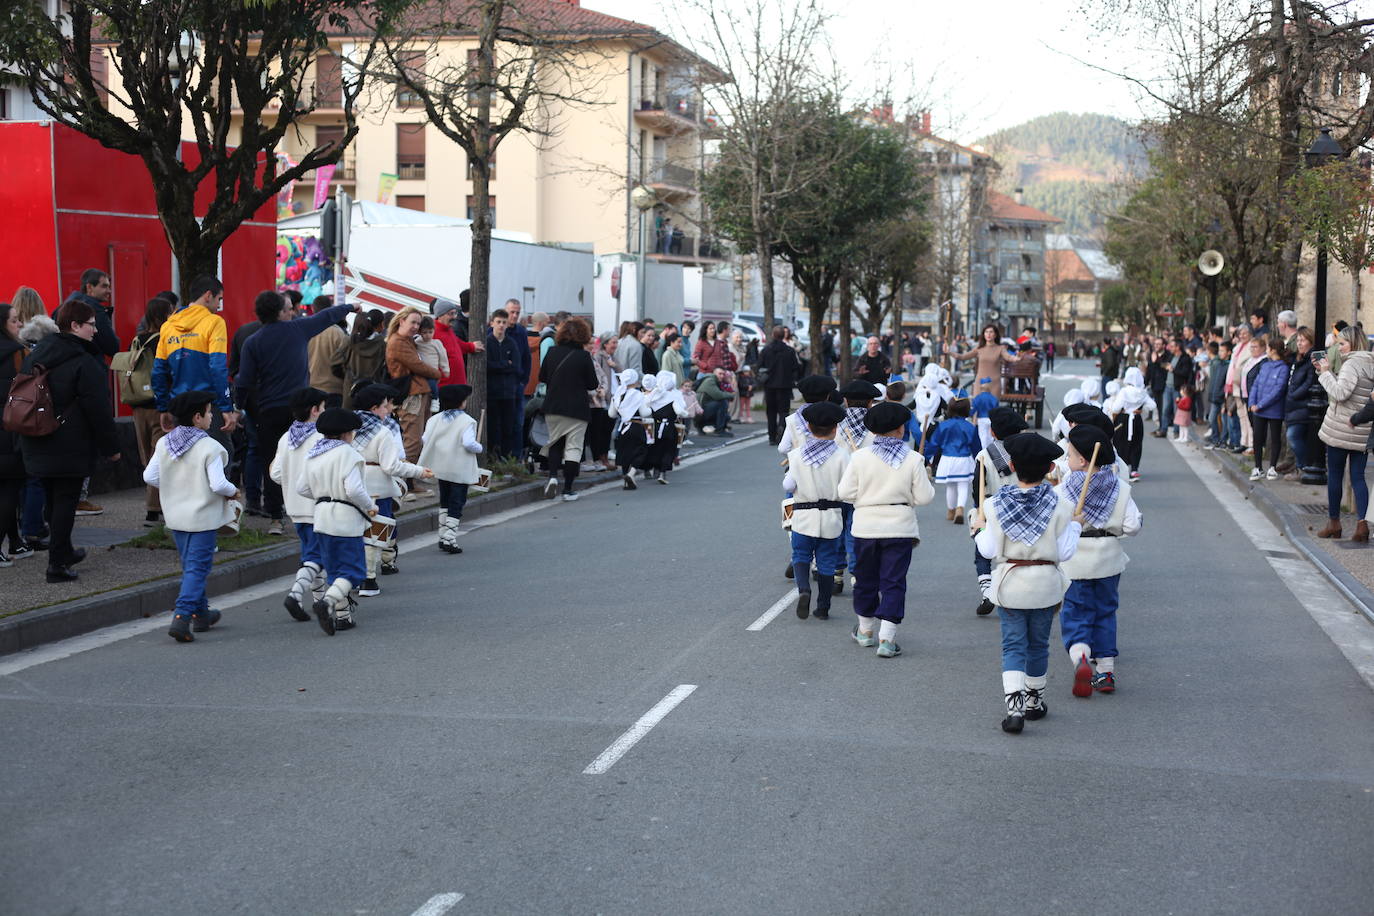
[{"xmin": 946, "ymin": 480, "xmax": 970, "ymax": 511}]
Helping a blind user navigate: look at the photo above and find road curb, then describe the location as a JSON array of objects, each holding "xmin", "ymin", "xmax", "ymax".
[
  {"xmin": 1196, "ymin": 443, "xmax": 1374, "ymax": 625},
  {"xmin": 0, "ymin": 429, "xmax": 765, "ymax": 656}
]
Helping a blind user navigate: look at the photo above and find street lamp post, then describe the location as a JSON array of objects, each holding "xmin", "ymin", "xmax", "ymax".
[
  {"xmin": 630, "ymin": 185, "xmax": 657, "ymax": 323},
  {"xmin": 1302, "ymin": 127, "xmax": 1344, "ymax": 485}
]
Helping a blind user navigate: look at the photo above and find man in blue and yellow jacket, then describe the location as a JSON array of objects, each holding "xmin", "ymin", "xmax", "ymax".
[{"xmin": 152, "ymin": 275, "xmax": 239, "ymax": 433}]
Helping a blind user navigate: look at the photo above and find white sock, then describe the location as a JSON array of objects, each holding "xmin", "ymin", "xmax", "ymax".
[
  {"xmin": 857, "ymin": 615, "xmax": 877, "ymax": 636},
  {"xmin": 1068, "ymin": 642, "xmax": 1092, "ymax": 665},
  {"xmin": 878, "ymin": 620, "xmax": 898, "ymax": 642},
  {"xmin": 1025, "ymin": 674, "xmax": 1047, "ymax": 691},
  {"xmin": 977, "ymin": 574, "xmax": 992, "ymax": 598},
  {"xmin": 1002, "ymin": 670, "xmax": 1026, "ymax": 695},
  {"xmin": 1097, "ymin": 657, "xmax": 1115, "ymax": 674},
  {"xmin": 956, "ymin": 479, "xmax": 970, "ymax": 509},
  {"xmin": 946, "ymin": 484, "xmax": 959, "ymax": 510}
]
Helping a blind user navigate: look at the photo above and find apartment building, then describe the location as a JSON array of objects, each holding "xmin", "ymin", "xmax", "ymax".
[
  {"xmin": 979, "ymin": 190, "xmax": 1061, "ymax": 336},
  {"xmin": 259, "ymin": 0, "xmax": 726, "ymax": 266},
  {"xmin": 1045, "ymin": 234, "xmax": 1123, "ymax": 335}
]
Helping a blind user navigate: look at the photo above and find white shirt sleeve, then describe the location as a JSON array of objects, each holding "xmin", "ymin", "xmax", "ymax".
[
  {"xmin": 1121, "ymin": 497, "xmax": 1142, "ymax": 536},
  {"xmin": 783, "ymin": 471, "xmax": 797, "ymax": 494},
  {"xmin": 142, "ymin": 450, "xmax": 161, "ymax": 487},
  {"xmin": 296, "ymin": 470, "xmax": 315, "ymax": 499},
  {"xmin": 206, "ymin": 455, "xmax": 238, "ymax": 498},
  {"xmin": 974, "ymin": 524, "xmax": 999, "ymax": 559},
  {"xmin": 778, "ymin": 421, "xmax": 794, "ymax": 454},
  {"xmin": 1057, "ymin": 520, "xmax": 1083, "ymax": 561},
  {"xmin": 462, "ymin": 422, "xmax": 484, "ymax": 454},
  {"xmin": 344, "ymin": 466, "xmax": 375, "ymax": 512},
  {"xmin": 379, "ymin": 432, "xmax": 424, "ymax": 479}
]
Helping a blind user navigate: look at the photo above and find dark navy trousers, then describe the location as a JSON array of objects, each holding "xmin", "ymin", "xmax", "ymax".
[{"xmin": 851, "ymin": 536, "xmax": 915, "ymax": 623}]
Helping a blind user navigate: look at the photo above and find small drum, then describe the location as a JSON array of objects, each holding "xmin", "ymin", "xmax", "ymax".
[
  {"xmin": 364, "ymin": 514, "xmax": 396, "ymax": 548},
  {"xmin": 470, "ymin": 468, "xmax": 492, "ymax": 493},
  {"xmin": 781, "ymin": 498, "xmax": 795, "ymax": 531},
  {"xmin": 675, "ymin": 422, "xmax": 687, "ymax": 445},
  {"xmin": 218, "ymin": 499, "xmax": 243, "ymax": 536}
]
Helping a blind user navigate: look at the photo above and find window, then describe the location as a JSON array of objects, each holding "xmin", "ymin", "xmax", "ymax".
[
  {"xmin": 396, "ymin": 124, "xmax": 425, "ymax": 180},
  {"xmin": 315, "ymin": 125, "xmax": 345, "ymax": 153},
  {"xmin": 396, "ymin": 195, "xmax": 426, "ymax": 211},
  {"xmin": 1333, "ymin": 69, "xmax": 1343, "ymax": 97},
  {"xmin": 315, "ymin": 52, "xmax": 343, "ymax": 107},
  {"xmin": 1023, "ymin": 226, "xmax": 1032, "ymax": 241},
  {"xmin": 396, "ymin": 51, "xmax": 424, "ymax": 108},
  {"xmin": 0, "ymin": 88, "xmax": 8, "ymax": 120},
  {"xmin": 466, "ymin": 195, "xmax": 497, "ymax": 225},
  {"xmin": 466, "ymin": 150, "xmax": 497, "ymax": 181}
]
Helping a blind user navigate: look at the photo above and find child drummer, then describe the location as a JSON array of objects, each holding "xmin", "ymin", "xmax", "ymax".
[{"xmin": 783, "ymin": 401, "xmax": 850, "ymax": 621}]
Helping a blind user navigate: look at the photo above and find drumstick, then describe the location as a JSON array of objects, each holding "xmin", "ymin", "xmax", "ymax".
[
  {"xmin": 477, "ymin": 408, "xmax": 487, "ymax": 443},
  {"xmin": 1074, "ymin": 442, "xmax": 1102, "ymax": 517},
  {"xmin": 978, "ymin": 452, "xmax": 987, "ymax": 507}
]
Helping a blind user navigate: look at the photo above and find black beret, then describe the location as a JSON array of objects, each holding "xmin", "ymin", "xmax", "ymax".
[
  {"xmin": 1002, "ymin": 432, "xmax": 1063, "ymax": 466},
  {"xmin": 316, "ymin": 407, "xmax": 362, "ymax": 436},
  {"xmin": 839, "ymin": 379, "xmax": 879, "ymax": 401},
  {"xmin": 988, "ymin": 406, "xmax": 1029, "ymax": 440},
  {"xmin": 802, "ymin": 400, "xmax": 845, "ymax": 427},
  {"xmin": 827, "ymin": 391, "xmax": 845, "ymax": 405},
  {"xmin": 353, "ymin": 383, "xmax": 400, "ymax": 411},
  {"xmin": 797, "ymin": 374, "xmax": 838, "ymax": 401},
  {"xmin": 1068, "ymin": 424, "xmax": 1116, "ymax": 468},
  {"xmin": 438, "ymin": 384, "xmax": 472, "ymax": 411},
  {"xmin": 864, "ymin": 400, "xmax": 911, "ymax": 434},
  {"xmin": 1062, "ymin": 403, "xmax": 1114, "ymax": 436},
  {"xmin": 168, "ymin": 389, "xmax": 215, "ymax": 420},
  {"xmin": 289, "ymin": 387, "xmax": 328, "ymax": 410}
]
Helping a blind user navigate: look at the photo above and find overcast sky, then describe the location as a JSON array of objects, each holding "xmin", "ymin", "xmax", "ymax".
[{"xmin": 592, "ymin": 0, "xmax": 1156, "ymax": 142}]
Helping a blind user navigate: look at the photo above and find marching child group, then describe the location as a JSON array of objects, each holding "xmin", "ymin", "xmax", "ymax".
[{"xmin": 779, "ymin": 373, "xmax": 1142, "ymax": 734}]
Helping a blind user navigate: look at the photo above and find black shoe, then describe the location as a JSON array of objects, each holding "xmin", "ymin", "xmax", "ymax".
[
  {"xmin": 812, "ymin": 608, "xmax": 829, "ymax": 620},
  {"xmin": 244, "ymin": 501, "xmax": 266, "ymax": 518},
  {"xmin": 168, "ymin": 616, "xmax": 194, "ymax": 643},
  {"xmin": 380, "ymin": 562, "xmax": 399, "ymax": 576},
  {"xmin": 1001, "ymin": 692, "xmax": 1026, "ymax": 734},
  {"xmin": 191, "ymin": 609, "xmax": 221, "ymax": 632},
  {"xmin": 1024, "ymin": 688, "xmax": 1048, "ymax": 721},
  {"xmin": 976, "ymin": 597, "xmax": 994, "ymax": 616},
  {"xmin": 832, "ymin": 572, "xmax": 844, "ymax": 595},
  {"xmin": 784, "ymin": 562, "xmax": 795, "ymax": 580},
  {"xmin": 439, "ymin": 542, "xmax": 463, "ymax": 554},
  {"xmin": 814, "ymin": 573, "xmax": 834, "ymax": 619},
  {"xmin": 68, "ymin": 547, "xmax": 87, "ymax": 566},
  {"xmin": 795, "ymin": 591, "xmax": 811, "ymax": 620},
  {"xmin": 25, "ymin": 537, "xmax": 48, "ymax": 552},
  {"xmin": 284, "ymin": 593, "xmax": 310, "ymax": 622},
  {"xmin": 334, "ymin": 617, "xmax": 357, "ymax": 631},
  {"xmin": 45, "ymin": 566, "xmax": 78, "ymax": 583},
  {"xmin": 358, "ymin": 578, "xmax": 381, "ymax": 597},
  {"xmin": 143, "ymin": 510, "xmax": 161, "ymax": 527},
  {"xmin": 313, "ymin": 598, "xmax": 336, "ymax": 636}
]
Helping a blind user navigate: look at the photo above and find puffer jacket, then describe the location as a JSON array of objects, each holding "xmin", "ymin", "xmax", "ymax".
[
  {"xmin": 1247, "ymin": 357, "xmax": 1289, "ymax": 421},
  {"xmin": 1319, "ymin": 349, "xmax": 1374, "ymax": 452},
  {"xmin": 19, "ymin": 332, "xmax": 121, "ymax": 477},
  {"xmin": 1284, "ymin": 357, "xmax": 1315, "ymax": 425}
]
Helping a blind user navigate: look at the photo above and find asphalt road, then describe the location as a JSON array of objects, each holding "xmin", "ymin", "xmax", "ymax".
[{"xmin": 3, "ymin": 359, "xmax": 1373, "ymax": 915}]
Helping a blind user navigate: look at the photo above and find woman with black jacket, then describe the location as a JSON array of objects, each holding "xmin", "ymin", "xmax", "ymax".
[
  {"xmin": 538, "ymin": 317, "xmax": 601, "ymax": 500},
  {"xmin": 0, "ymin": 303, "xmax": 30, "ymax": 564},
  {"xmin": 20, "ymin": 298, "xmax": 121, "ymax": 582},
  {"xmin": 759, "ymin": 326, "xmax": 802, "ymax": 445},
  {"xmin": 1283, "ymin": 329, "xmax": 1316, "ymax": 476}
]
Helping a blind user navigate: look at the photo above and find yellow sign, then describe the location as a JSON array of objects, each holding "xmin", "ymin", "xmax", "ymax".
[{"xmin": 377, "ymin": 172, "xmax": 399, "ymax": 204}]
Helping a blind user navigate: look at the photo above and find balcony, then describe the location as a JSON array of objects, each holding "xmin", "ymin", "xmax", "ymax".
[
  {"xmin": 633, "ymin": 94, "xmax": 703, "ymax": 136},
  {"xmin": 300, "ymin": 155, "xmax": 356, "ymax": 186},
  {"xmin": 396, "ymin": 161, "xmax": 426, "ymax": 181},
  {"xmin": 647, "ymin": 162, "xmax": 696, "ymax": 199},
  {"xmin": 645, "ymin": 233, "xmax": 727, "ymax": 264}
]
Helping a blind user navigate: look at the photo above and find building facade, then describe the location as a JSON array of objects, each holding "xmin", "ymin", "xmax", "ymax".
[
  {"xmin": 1045, "ymin": 234, "xmax": 1123, "ymax": 335},
  {"xmin": 978, "ymin": 191, "xmax": 1061, "ymax": 336}
]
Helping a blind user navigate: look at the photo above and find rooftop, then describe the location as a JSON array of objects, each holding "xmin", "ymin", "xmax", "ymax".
[{"xmin": 986, "ymin": 190, "xmax": 1061, "ymax": 224}]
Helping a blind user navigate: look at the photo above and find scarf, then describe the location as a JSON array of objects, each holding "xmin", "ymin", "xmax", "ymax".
[
  {"xmin": 287, "ymin": 421, "xmax": 316, "ymax": 450},
  {"xmin": 1064, "ymin": 467, "xmax": 1121, "ymax": 527},
  {"xmin": 800, "ymin": 437, "xmax": 839, "ymax": 468},
  {"xmin": 986, "ymin": 438, "xmax": 1012, "ymax": 477},
  {"xmin": 441, "ymin": 409, "xmax": 467, "ymax": 422},
  {"xmin": 354, "ymin": 411, "xmax": 385, "ymax": 448},
  {"xmin": 992, "ymin": 482, "xmax": 1059, "ymax": 545},
  {"xmin": 841, "ymin": 407, "xmax": 867, "ymax": 446},
  {"xmin": 164, "ymin": 426, "xmax": 207, "ymax": 460},
  {"xmin": 791, "ymin": 406, "xmax": 815, "ymax": 444},
  {"xmin": 869, "ymin": 435, "xmax": 909, "ymax": 469},
  {"xmin": 308, "ymin": 437, "xmax": 348, "ymax": 459}
]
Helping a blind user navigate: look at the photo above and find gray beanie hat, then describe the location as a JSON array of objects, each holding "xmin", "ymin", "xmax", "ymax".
[{"xmin": 432, "ymin": 298, "xmax": 459, "ymax": 319}]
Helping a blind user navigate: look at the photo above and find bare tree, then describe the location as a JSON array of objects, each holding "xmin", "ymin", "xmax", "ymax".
[{"xmin": 0, "ymin": 0, "xmax": 396, "ymax": 288}]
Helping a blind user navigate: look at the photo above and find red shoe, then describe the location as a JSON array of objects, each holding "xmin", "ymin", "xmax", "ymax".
[
  {"xmin": 1072, "ymin": 656, "xmax": 1094, "ymax": 698},
  {"xmin": 1092, "ymin": 671, "xmax": 1116, "ymax": 693}
]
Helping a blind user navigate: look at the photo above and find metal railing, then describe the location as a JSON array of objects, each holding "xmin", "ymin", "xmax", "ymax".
[
  {"xmin": 396, "ymin": 161, "xmax": 426, "ymax": 180},
  {"xmin": 649, "ymin": 162, "xmax": 696, "ymax": 187}
]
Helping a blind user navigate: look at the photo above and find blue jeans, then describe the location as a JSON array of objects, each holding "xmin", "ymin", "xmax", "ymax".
[
  {"xmin": 317, "ymin": 533, "xmax": 366, "ymax": 588},
  {"xmin": 1060, "ymin": 575, "xmax": 1120, "ymax": 659},
  {"xmin": 839, "ymin": 503, "xmax": 856, "ymax": 571},
  {"xmin": 294, "ymin": 522, "xmax": 322, "ymax": 567},
  {"xmin": 1160, "ymin": 387, "xmax": 1177, "ymax": 433},
  {"xmin": 171, "ymin": 529, "xmax": 218, "ymax": 619},
  {"xmin": 1206, "ymin": 403, "xmax": 1223, "ymax": 443},
  {"xmin": 1326, "ymin": 447, "xmax": 1369, "ymax": 519},
  {"xmin": 1224, "ymin": 409, "xmax": 1241, "ymax": 448},
  {"xmin": 438, "ymin": 480, "xmax": 469, "ymax": 519},
  {"xmin": 1285, "ymin": 423, "xmax": 1310, "ymax": 471},
  {"xmin": 974, "ymin": 540, "xmax": 991, "ymax": 576},
  {"xmin": 791, "ymin": 530, "xmax": 842, "ymax": 581},
  {"xmin": 998, "ymin": 605, "xmax": 1057, "ymax": 677}
]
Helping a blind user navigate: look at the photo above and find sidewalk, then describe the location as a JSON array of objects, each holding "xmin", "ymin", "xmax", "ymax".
[
  {"xmin": 1190, "ymin": 436, "xmax": 1374, "ymax": 622},
  {"xmin": 0, "ymin": 422, "xmax": 766, "ymax": 651}
]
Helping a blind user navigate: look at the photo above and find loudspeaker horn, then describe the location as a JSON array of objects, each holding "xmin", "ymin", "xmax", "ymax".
[{"xmin": 1198, "ymin": 249, "xmax": 1224, "ymax": 277}]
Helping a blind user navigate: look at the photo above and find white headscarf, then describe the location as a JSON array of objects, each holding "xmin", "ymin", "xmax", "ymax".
[
  {"xmin": 913, "ymin": 386, "xmax": 940, "ymax": 429},
  {"xmin": 1080, "ymin": 377, "xmax": 1102, "ymax": 402},
  {"xmin": 650, "ymin": 370, "xmax": 684, "ymax": 412},
  {"xmin": 612, "ymin": 370, "xmax": 647, "ymax": 430},
  {"xmin": 1105, "ymin": 380, "xmax": 1121, "ymax": 398},
  {"xmin": 1123, "ymin": 366, "xmax": 1144, "ymax": 389},
  {"xmin": 1062, "ymin": 388, "xmax": 1086, "ymax": 409}
]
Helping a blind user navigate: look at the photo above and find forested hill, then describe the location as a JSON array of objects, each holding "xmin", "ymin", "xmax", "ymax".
[{"xmin": 976, "ymin": 112, "xmax": 1144, "ymax": 235}]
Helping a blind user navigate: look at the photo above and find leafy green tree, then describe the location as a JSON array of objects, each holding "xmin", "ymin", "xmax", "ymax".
[{"xmin": 1288, "ymin": 160, "xmax": 1374, "ymax": 323}]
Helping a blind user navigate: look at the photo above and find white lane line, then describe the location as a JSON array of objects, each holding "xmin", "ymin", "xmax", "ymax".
[
  {"xmin": 1171, "ymin": 439, "xmax": 1374, "ymax": 690},
  {"xmin": 409, "ymin": 892, "xmax": 464, "ymax": 916},
  {"xmin": 582, "ymin": 684, "xmax": 698, "ymax": 775},
  {"xmin": 747, "ymin": 591, "xmax": 796, "ymax": 631},
  {"xmin": 0, "ymin": 438, "xmax": 766, "ymax": 676}
]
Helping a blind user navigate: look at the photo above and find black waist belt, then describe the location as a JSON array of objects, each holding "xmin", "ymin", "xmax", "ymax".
[
  {"xmin": 315, "ymin": 496, "xmax": 371, "ymax": 521},
  {"xmin": 792, "ymin": 499, "xmax": 845, "ymax": 511},
  {"xmin": 1080, "ymin": 529, "xmax": 1117, "ymax": 538}
]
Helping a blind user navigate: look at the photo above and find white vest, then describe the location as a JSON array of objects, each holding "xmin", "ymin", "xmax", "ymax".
[
  {"xmin": 1057, "ymin": 479, "xmax": 1133, "ymax": 580},
  {"xmin": 786, "ymin": 446, "xmax": 849, "ymax": 539},
  {"xmin": 985, "ymin": 494, "xmax": 1075, "ymax": 609},
  {"xmin": 157, "ymin": 436, "xmax": 235, "ymax": 533},
  {"xmin": 271, "ymin": 429, "xmax": 323, "ymax": 525},
  {"xmin": 837, "ymin": 448, "xmax": 936, "ymax": 540},
  {"xmin": 307, "ymin": 445, "xmax": 371, "ymax": 537},
  {"xmin": 419, "ymin": 412, "xmax": 479, "ymax": 484},
  {"xmin": 356, "ymin": 425, "xmax": 422, "ymax": 499},
  {"xmin": 975, "ymin": 450, "xmax": 1017, "ymax": 504}
]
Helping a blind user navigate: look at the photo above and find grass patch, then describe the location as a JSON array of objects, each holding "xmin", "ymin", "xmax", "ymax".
[
  {"xmin": 488, "ymin": 456, "xmax": 539, "ymax": 482},
  {"xmin": 123, "ymin": 524, "xmax": 280, "ymax": 553}
]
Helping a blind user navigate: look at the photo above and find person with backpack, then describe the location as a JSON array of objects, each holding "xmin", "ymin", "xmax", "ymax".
[
  {"xmin": 14, "ymin": 298, "xmax": 121, "ymax": 583},
  {"xmin": 0, "ymin": 303, "xmax": 31, "ymax": 565},
  {"xmin": 117, "ymin": 296, "xmax": 174, "ymax": 527}
]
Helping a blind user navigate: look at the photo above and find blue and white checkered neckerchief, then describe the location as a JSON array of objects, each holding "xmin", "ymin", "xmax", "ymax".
[
  {"xmin": 354, "ymin": 411, "xmax": 398, "ymax": 449},
  {"xmin": 1064, "ymin": 468, "xmax": 1120, "ymax": 527},
  {"xmin": 869, "ymin": 435, "xmax": 909, "ymax": 469},
  {"xmin": 287, "ymin": 421, "xmax": 316, "ymax": 450},
  {"xmin": 986, "ymin": 438, "xmax": 1012, "ymax": 476},
  {"xmin": 800, "ymin": 437, "xmax": 838, "ymax": 468},
  {"xmin": 440, "ymin": 409, "xmax": 468, "ymax": 422},
  {"xmin": 308, "ymin": 437, "xmax": 348, "ymax": 459},
  {"xmin": 841, "ymin": 407, "xmax": 867, "ymax": 445},
  {"xmin": 993, "ymin": 482, "xmax": 1059, "ymax": 544},
  {"xmin": 164, "ymin": 426, "xmax": 207, "ymax": 460},
  {"xmin": 791, "ymin": 407, "xmax": 814, "ymax": 443}
]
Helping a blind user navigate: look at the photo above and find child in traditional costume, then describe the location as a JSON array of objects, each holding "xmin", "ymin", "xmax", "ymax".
[
  {"xmin": 970, "ymin": 407, "xmax": 1029, "ymax": 616},
  {"xmin": 610, "ymin": 369, "xmax": 650, "ymax": 489},
  {"xmin": 352, "ymin": 384, "xmax": 433, "ymax": 597},
  {"xmin": 783, "ymin": 401, "xmax": 850, "ymax": 621},
  {"xmin": 419, "ymin": 384, "xmax": 483, "ymax": 554},
  {"xmin": 270, "ymin": 387, "xmax": 328, "ymax": 622},
  {"xmin": 926, "ymin": 396, "xmax": 980, "ymax": 525}
]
